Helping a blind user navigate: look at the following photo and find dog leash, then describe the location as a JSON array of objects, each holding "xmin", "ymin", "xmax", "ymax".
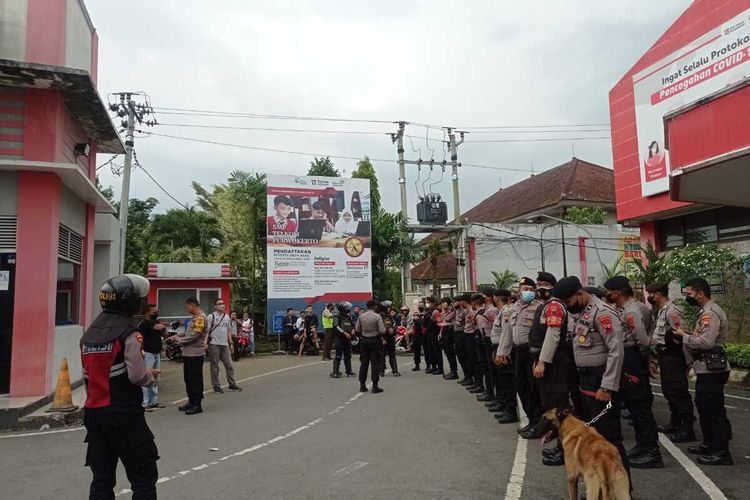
[{"xmin": 584, "ymin": 400, "xmax": 612, "ymax": 427}]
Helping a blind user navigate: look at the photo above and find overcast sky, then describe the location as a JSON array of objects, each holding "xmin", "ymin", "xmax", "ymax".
[{"xmin": 89, "ymin": 0, "xmax": 690, "ymax": 220}]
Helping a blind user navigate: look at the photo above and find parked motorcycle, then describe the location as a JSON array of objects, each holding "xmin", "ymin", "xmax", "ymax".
[
  {"xmin": 164, "ymin": 320, "xmax": 183, "ymax": 361},
  {"xmin": 233, "ymin": 332, "xmax": 254, "ymax": 361}
]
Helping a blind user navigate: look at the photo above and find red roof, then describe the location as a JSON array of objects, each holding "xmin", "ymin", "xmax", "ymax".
[
  {"xmin": 458, "ymin": 157, "xmax": 614, "ymax": 224},
  {"xmin": 410, "ymin": 253, "xmax": 458, "ymax": 282}
]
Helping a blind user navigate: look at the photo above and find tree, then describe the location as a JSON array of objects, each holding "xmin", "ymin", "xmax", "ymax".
[
  {"xmin": 370, "ymin": 207, "xmax": 419, "ymax": 299},
  {"xmin": 96, "ymin": 177, "xmax": 115, "ymax": 203},
  {"xmin": 628, "ymin": 241, "xmax": 669, "ymax": 288},
  {"xmin": 351, "ymin": 156, "xmax": 380, "ymax": 214},
  {"xmin": 307, "ymin": 156, "xmax": 339, "ymax": 177},
  {"xmin": 491, "ymin": 269, "xmax": 519, "ymax": 289},
  {"xmin": 424, "ymin": 239, "xmax": 445, "ymax": 299},
  {"xmin": 123, "ymin": 197, "xmax": 159, "ymax": 274},
  {"xmin": 565, "ymin": 206, "xmax": 607, "ymax": 225},
  {"xmin": 148, "ymin": 208, "xmax": 223, "ymax": 260}
]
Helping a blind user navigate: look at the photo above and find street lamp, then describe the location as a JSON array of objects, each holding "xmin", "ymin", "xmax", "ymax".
[{"xmin": 528, "ymin": 214, "xmax": 606, "ymax": 277}]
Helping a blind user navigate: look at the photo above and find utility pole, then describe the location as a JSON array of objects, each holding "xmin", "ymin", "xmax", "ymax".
[
  {"xmin": 109, "ymin": 93, "xmax": 157, "ymax": 273},
  {"xmin": 446, "ymin": 128, "xmax": 465, "ymax": 223},
  {"xmin": 392, "ymin": 121, "xmax": 410, "ymax": 295}
]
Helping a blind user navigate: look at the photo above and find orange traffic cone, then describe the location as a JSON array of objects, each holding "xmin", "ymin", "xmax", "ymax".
[{"xmin": 46, "ymin": 357, "xmax": 79, "ymax": 413}]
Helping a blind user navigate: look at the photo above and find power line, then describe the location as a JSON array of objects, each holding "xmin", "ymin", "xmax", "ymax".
[
  {"xmin": 157, "ymin": 122, "xmax": 390, "ymax": 135},
  {"xmin": 132, "ymin": 151, "xmax": 189, "ymax": 209},
  {"xmin": 141, "ymin": 130, "xmax": 538, "ymax": 173},
  {"xmin": 461, "ymin": 123, "xmax": 610, "ymax": 130},
  {"xmin": 466, "ymin": 136, "xmax": 611, "ymax": 143}
]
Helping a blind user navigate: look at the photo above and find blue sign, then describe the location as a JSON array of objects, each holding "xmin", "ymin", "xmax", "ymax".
[{"xmin": 272, "ymin": 313, "xmax": 284, "ymax": 334}]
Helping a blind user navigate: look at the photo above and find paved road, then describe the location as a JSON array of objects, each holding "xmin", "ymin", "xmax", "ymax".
[{"xmin": 0, "ymin": 354, "xmax": 747, "ymax": 499}]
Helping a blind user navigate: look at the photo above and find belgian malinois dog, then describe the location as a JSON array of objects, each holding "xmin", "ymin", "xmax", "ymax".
[{"xmin": 540, "ymin": 407, "xmax": 631, "ymax": 500}]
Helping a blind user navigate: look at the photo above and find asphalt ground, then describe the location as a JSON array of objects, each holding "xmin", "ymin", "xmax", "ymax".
[{"xmin": 0, "ymin": 353, "xmax": 747, "ymax": 499}]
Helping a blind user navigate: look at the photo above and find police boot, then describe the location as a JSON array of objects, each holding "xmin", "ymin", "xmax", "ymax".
[
  {"xmin": 697, "ymin": 450, "xmax": 733, "ymax": 466},
  {"xmin": 477, "ymin": 393, "xmax": 494, "ymax": 402},
  {"xmin": 496, "ymin": 411, "xmax": 519, "ymax": 424},
  {"xmin": 185, "ymin": 405, "xmax": 203, "ymax": 415},
  {"xmin": 425, "ymin": 366, "xmax": 434, "ymax": 374},
  {"xmin": 443, "ymin": 372, "xmax": 459, "ymax": 380},
  {"xmin": 627, "ymin": 444, "xmax": 646, "ymax": 459},
  {"xmin": 178, "ymin": 403, "xmax": 190, "ymax": 412},
  {"xmin": 468, "ymin": 385, "xmax": 485, "ymax": 394},
  {"xmin": 344, "ymin": 359, "xmax": 355, "ymax": 376},
  {"xmin": 630, "ymin": 447, "xmax": 664, "ymax": 469},
  {"xmin": 330, "ymin": 360, "xmax": 342, "ymax": 378},
  {"xmin": 687, "ymin": 443, "xmax": 713, "ymax": 455},
  {"xmin": 412, "ymin": 364, "xmax": 421, "ymax": 372},
  {"xmin": 668, "ymin": 422, "xmax": 697, "ymax": 443},
  {"xmin": 371, "ymin": 382, "xmax": 383, "ymax": 394},
  {"xmin": 657, "ymin": 421, "xmax": 681, "ymax": 434},
  {"xmin": 359, "ymin": 384, "xmax": 369, "ymax": 393},
  {"xmin": 542, "ymin": 444, "xmax": 564, "ymax": 466},
  {"xmin": 520, "ymin": 423, "xmax": 544, "ymax": 440},
  {"xmin": 459, "ymin": 377, "xmax": 474, "ymax": 386}
]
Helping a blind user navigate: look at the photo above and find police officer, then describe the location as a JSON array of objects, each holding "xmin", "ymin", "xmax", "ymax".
[
  {"xmin": 673, "ymin": 277, "xmax": 733, "ymax": 465},
  {"xmin": 493, "ymin": 291, "xmax": 519, "ymax": 424},
  {"xmin": 81, "ymin": 274, "xmax": 160, "ymax": 499},
  {"xmin": 331, "ymin": 301, "xmax": 356, "ymax": 378},
  {"xmin": 476, "ymin": 292, "xmax": 498, "ymax": 403},
  {"xmin": 453, "ymin": 294, "xmax": 471, "ymax": 384},
  {"xmin": 424, "ymin": 296, "xmax": 443, "ymax": 375},
  {"xmin": 168, "ymin": 296, "xmax": 207, "ymax": 415},
  {"xmin": 355, "ymin": 299, "xmax": 386, "ymax": 393},
  {"xmin": 379, "ymin": 301, "xmax": 400, "ymax": 377},
  {"xmin": 464, "ymin": 294, "xmax": 485, "ymax": 394},
  {"xmin": 439, "ymin": 297, "xmax": 460, "ymax": 380},
  {"xmin": 604, "ymin": 276, "xmax": 662, "ymax": 469},
  {"xmin": 411, "ymin": 303, "xmax": 427, "ymax": 372},
  {"xmin": 499, "ymin": 278, "xmax": 542, "ymax": 437},
  {"xmin": 646, "ymin": 281, "xmax": 696, "ymax": 441},
  {"xmin": 553, "ymin": 276, "xmax": 630, "ymax": 487},
  {"xmin": 530, "ymin": 272, "xmax": 570, "ymax": 465},
  {"xmin": 487, "ymin": 289, "xmax": 511, "ymax": 413}
]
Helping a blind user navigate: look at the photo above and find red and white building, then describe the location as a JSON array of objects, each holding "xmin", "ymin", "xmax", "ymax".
[
  {"xmin": 0, "ymin": 0, "xmax": 123, "ymax": 399},
  {"xmin": 147, "ymin": 263, "xmax": 234, "ymax": 321},
  {"xmin": 610, "ymin": 0, "xmax": 750, "ymax": 257}
]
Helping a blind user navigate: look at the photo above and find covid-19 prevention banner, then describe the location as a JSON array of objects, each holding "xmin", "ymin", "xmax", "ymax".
[
  {"xmin": 265, "ymin": 174, "xmax": 372, "ymax": 333},
  {"xmin": 633, "ymin": 7, "xmax": 750, "ymax": 197}
]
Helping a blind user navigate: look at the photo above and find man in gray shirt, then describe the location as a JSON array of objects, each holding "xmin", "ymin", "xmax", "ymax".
[
  {"xmin": 168, "ymin": 297, "xmax": 207, "ymax": 415},
  {"xmin": 355, "ymin": 299, "xmax": 386, "ymax": 393},
  {"xmin": 206, "ymin": 298, "xmax": 242, "ymax": 394}
]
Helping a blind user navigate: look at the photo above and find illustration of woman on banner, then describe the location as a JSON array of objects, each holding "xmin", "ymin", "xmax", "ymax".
[{"xmin": 644, "ymin": 140, "xmax": 667, "ymax": 181}]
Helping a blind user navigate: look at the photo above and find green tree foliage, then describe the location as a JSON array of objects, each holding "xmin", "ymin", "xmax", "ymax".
[
  {"xmin": 351, "ymin": 156, "xmax": 380, "ymax": 214},
  {"xmin": 600, "ymin": 255, "xmax": 625, "ymax": 281},
  {"xmin": 123, "ymin": 197, "xmax": 159, "ymax": 274},
  {"xmin": 148, "ymin": 208, "xmax": 223, "ymax": 260},
  {"xmin": 370, "ymin": 207, "xmax": 418, "ymax": 300},
  {"xmin": 96, "ymin": 177, "xmax": 115, "ymax": 203},
  {"xmin": 307, "ymin": 156, "xmax": 340, "ymax": 177},
  {"xmin": 565, "ymin": 206, "xmax": 607, "ymax": 225},
  {"xmin": 491, "ymin": 270, "xmax": 519, "ymax": 289}
]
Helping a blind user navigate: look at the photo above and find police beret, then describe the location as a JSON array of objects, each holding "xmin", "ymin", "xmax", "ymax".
[
  {"xmin": 585, "ymin": 286, "xmax": 607, "ymax": 299},
  {"xmin": 519, "ymin": 277, "xmax": 536, "ymax": 287},
  {"xmin": 645, "ymin": 281, "xmax": 669, "ymax": 294},
  {"xmin": 493, "ymin": 288, "xmax": 511, "ymax": 298},
  {"xmin": 603, "ymin": 275, "xmax": 630, "ymax": 291},
  {"xmin": 537, "ymin": 272, "xmax": 557, "ymax": 286},
  {"xmin": 552, "ymin": 276, "xmax": 583, "ymax": 300}
]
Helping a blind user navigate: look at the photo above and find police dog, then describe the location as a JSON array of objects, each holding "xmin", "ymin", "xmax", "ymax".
[{"xmin": 540, "ymin": 407, "xmax": 630, "ymax": 500}]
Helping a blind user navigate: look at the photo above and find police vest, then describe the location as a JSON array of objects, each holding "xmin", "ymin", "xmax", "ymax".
[
  {"xmin": 529, "ymin": 299, "xmax": 569, "ymax": 354},
  {"xmin": 81, "ymin": 313, "xmax": 143, "ymax": 411},
  {"xmin": 339, "ymin": 317, "xmax": 353, "ymax": 334}
]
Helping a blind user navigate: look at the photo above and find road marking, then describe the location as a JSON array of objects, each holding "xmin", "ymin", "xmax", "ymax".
[
  {"xmin": 331, "ymin": 461, "xmax": 369, "ymax": 478},
  {"xmin": 504, "ymin": 398, "xmax": 528, "ymax": 500},
  {"xmin": 0, "ymin": 426, "xmax": 85, "ymax": 440},
  {"xmin": 658, "ymin": 434, "xmax": 728, "ymax": 500},
  {"xmin": 652, "ymin": 390, "xmax": 738, "ymax": 410},
  {"xmin": 118, "ymin": 389, "xmax": 366, "ymax": 496},
  {"xmin": 650, "ymin": 382, "xmax": 750, "ymax": 401},
  {"xmin": 171, "ymin": 360, "xmax": 325, "ymax": 404}
]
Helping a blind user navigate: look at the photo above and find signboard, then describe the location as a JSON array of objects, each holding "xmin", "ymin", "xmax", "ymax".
[
  {"xmin": 266, "ymin": 175, "xmax": 372, "ymax": 329},
  {"xmin": 632, "ymin": 8, "xmax": 750, "ymax": 197},
  {"xmin": 0, "ymin": 270, "xmax": 8, "ymax": 291}
]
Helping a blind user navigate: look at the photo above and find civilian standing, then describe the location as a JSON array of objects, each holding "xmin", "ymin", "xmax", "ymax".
[
  {"xmin": 207, "ymin": 299, "xmax": 242, "ymax": 393},
  {"xmin": 139, "ymin": 304, "xmax": 166, "ymax": 411}
]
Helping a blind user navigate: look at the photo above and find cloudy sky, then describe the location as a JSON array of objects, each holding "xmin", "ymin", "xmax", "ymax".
[{"xmin": 90, "ymin": 0, "xmax": 690, "ymax": 220}]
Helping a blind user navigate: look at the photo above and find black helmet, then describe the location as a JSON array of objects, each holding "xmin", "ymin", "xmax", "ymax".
[
  {"xmin": 99, "ymin": 274, "xmax": 150, "ymax": 316},
  {"xmin": 337, "ymin": 301, "xmax": 352, "ymax": 314}
]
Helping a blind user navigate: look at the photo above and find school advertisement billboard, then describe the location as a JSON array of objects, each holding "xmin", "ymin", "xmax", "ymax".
[{"xmin": 265, "ymin": 174, "xmax": 372, "ymax": 331}]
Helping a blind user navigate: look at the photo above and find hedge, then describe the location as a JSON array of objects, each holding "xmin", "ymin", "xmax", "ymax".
[{"xmin": 726, "ymin": 343, "xmax": 750, "ymax": 370}]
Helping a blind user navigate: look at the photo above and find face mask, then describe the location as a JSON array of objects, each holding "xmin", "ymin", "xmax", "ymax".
[
  {"xmin": 567, "ymin": 297, "xmax": 584, "ymax": 315},
  {"xmin": 425, "ymin": 303, "xmax": 433, "ymax": 309},
  {"xmin": 647, "ymin": 296, "xmax": 656, "ymax": 306},
  {"xmin": 605, "ymin": 293, "xmax": 617, "ymax": 304},
  {"xmin": 151, "ymin": 311, "xmax": 159, "ymax": 319},
  {"xmin": 685, "ymin": 295, "xmax": 699, "ymax": 307},
  {"xmin": 536, "ymin": 288, "xmax": 551, "ymax": 301},
  {"xmin": 520, "ymin": 291, "xmax": 535, "ymax": 303}
]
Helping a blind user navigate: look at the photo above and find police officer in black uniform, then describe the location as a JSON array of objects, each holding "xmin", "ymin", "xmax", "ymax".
[
  {"xmin": 81, "ymin": 274, "xmax": 160, "ymax": 500},
  {"xmin": 379, "ymin": 301, "xmax": 401, "ymax": 377},
  {"xmin": 331, "ymin": 301, "xmax": 356, "ymax": 378}
]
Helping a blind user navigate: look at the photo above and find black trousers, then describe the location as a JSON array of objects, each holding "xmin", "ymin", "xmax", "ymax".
[
  {"xmin": 84, "ymin": 409, "xmax": 159, "ymax": 500},
  {"xmin": 182, "ymin": 355, "xmax": 204, "ymax": 407},
  {"xmin": 427, "ymin": 330, "xmax": 443, "ymax": 372},
  {"xmin": 513, "ymin": 344, "xmax": 540, "ymax": 423},
  {"xmin": 380, "ymin": 334, "xmax": 398, "ymax": 374},
  {"xmin": 284, "ymin": 332, "xmax": 294, "ymax": 352},
  {"xmin": 578, "ymin": 365, "xmax": 630, "ymax": 488},
  {"xmin": 658, "ymin": 347, "xmax": 694, "ymax": 425},
  {"xmin": 359, "ymin": 336, "xmax": 383, "ymax": 385},
  {"xmin": 413, "ymin": 334, "xmax": 427, "ymax": 367},
  {"xmin": 538, "ymin": 351, "xmax": 571, "ymax": 413},
  {"xmin": 334, "ymin": 334, "xmax": 352, "ymax": 373},
  {"xmin": 621, "ymin": 348, "xmax": 659, "ymax": 448},
  {"xmin": 695, "ymin": 371, "xmax": 732, "ymax": 450},
  {"xmin": 493, "ymin": 344, "xmax": 517, "ymax": 412},
  {"xmin": 474, "ymin": 335, "xmax": 493, "ymax": 396},
  {"xmin": 454, "ymin": 330, "xmax": 469, "ymax": 378},
  {"xmin": 464, "ymin": 331, "xmax": 479, "ymax": 384},
  {"xmin": 442, "ymin": 328, "xmax": 458, "ymax": 374}
]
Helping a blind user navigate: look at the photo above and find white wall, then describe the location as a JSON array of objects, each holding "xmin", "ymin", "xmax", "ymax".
[
  {"xmin": 0, "ymin": 172, "xmax": 18, "ymax": 215},
  {"xmin": 0, "ymin": 0, "xmax": 27, "ymax": 61},
  {"xmin": 92, "ymin": 214, "xmax": 121, "ymax": 317},
  {"xmin": 65, "ymin": 0, "xmax": 93, "ymax": 73},
  {"xmin": 59, "ymin": 185, "xmax": 86, "ymax": 236},
  {"xmin": 469, "ymin": 223, "xmax": 638, "ymax": 288},
  {"xmin": 52, "ymin": 324, "xmax": 83, "ymax": 388}
]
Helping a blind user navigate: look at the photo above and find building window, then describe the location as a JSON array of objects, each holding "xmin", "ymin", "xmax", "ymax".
[
  {"xmin": 157, "ymin": 288, "xmax": 220, "ymax": 319},
  {"xmin": 658, "ymin": 217, "xmax": 684, "ymax": 249},
  {"xmin": 55, "ymin": 260, "xmax": 80, "ymax": 325},
  {"xmin": 658, "ymin": 208, "xmax": 750, "ymax": 249},
  {"xmin": 684, "ymin": 210, "xmax": 718, "ymax": 244},
  {"xmin": 718, "ymin": 207, "xmax": 750, "ymax": 240}
]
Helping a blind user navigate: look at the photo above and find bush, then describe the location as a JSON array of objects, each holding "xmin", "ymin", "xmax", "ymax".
[{"xmin": 726, "ymin": 343, "xmax": 750, "ymax": 370}]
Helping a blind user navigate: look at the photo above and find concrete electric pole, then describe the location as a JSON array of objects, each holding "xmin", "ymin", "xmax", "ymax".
[
  {"xmin": 109, "ymin": 93, "xmax": 157, "ymax": 273},
  {"xmin": 392, "ymin": 121, "xmax": 411, "ymax": 295}
]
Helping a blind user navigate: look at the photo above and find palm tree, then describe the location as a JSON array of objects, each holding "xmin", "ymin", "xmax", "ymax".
[
  {"xmin": 491, "ymin": 270, "xmax": 519, "ymax": 289},
  {"xmin": 370, "ymin": 207, "xmax": 419, "ymax": 299},
  {"xmin": 600, "ymin": 255, "xmax": 625, "ymax": 281},
  {"xmin": 424, "ymin": 239, "xmax": 445, "ymax": 299}
]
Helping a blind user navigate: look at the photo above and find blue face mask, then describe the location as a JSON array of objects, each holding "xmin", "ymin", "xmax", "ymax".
[{"xmin": 521, "ymin": 291, "xmax": 536, "ymax": 303}]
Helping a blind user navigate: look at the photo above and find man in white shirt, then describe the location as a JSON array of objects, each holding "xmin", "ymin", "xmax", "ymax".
[{"xmin": 206, "ymin": 298, "xmax": 242, "ymax": 393}]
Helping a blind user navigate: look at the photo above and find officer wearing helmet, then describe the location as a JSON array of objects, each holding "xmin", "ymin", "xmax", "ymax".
[
  {"xmin": 379, "ymin": 301, "xmax": 401, "ymax": 377},
  {"xmin": 331, "ymin": 301, "xmax": 356, "ymax": 378},
  {"xmin": 81, "ymin": 274, "xmax": 161, "ymax": 499}
]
